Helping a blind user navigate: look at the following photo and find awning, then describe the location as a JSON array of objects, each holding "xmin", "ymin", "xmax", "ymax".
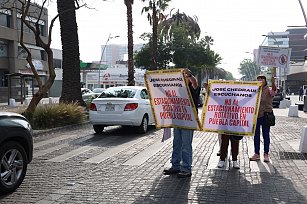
[{"xmin": 18, "ymin": 43, "xmax": 44, "ymax": 51}]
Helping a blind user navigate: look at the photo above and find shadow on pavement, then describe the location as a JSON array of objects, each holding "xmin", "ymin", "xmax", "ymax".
[
  {"xmin": 133, "ymin": 168, "xmax": 307, "ymax": 203},
  {"xmin": 133, "ymin": 174, "xmax": 191, "ymax": 203}
]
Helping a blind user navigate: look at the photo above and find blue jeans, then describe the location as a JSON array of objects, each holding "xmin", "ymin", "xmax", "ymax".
[
  {"xmin": 254, "ymin": 116, "xmax": 270, "ymax": 154},
  {"xmin": 171, "ymin": 128, "xmax": 194, "ymax": 172}
]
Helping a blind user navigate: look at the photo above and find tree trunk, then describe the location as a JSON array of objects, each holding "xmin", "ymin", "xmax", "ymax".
[
  {"xmin": 57, "ymin": 0, "xmax": 84, "ymax": 106},
  {"xmin": 126, "ymin": 2, "xmax": 135, "ymax": 86},
  {"xmin": 151, "ymin": 3, "xmax": 158, "ymax": 70}
]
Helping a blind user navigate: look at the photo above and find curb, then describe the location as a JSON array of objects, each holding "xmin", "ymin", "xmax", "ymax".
[{"xmin": 33, "ymin": 121, "xmax": 91, "ymax": 137}]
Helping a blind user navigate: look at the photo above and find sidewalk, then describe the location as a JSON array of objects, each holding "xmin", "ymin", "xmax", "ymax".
[{"xmin": 142, "ymin": 110, "xmax": 307, "ymax": 203}]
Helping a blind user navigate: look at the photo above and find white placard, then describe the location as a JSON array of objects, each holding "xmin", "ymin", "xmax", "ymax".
[
  {"xmin": 201, "ymin": 80, "xmax": 262, "ymax": 136},
  {"xmin": 145, "ymin": 69, "xmax": 200, "ymax": 130}
]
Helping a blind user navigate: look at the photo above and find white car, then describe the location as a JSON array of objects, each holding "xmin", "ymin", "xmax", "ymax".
[{"xmin": 89, "ymin": 86, "xmax": 155, "ymax": 134}]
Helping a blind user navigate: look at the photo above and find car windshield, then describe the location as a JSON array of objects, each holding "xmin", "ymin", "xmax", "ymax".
[
  {"xmin": 98, "ymin": 88, "xmax": 136, "ymax": 98},
  {"xmin": 93, "ymin": 88, "xmax": 105, "ymax": 93}
]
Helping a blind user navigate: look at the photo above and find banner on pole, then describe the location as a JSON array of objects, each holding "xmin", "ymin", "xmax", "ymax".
[{"xmin": 257, "ymin": 46, "xmax": 292, "ymax": 69}]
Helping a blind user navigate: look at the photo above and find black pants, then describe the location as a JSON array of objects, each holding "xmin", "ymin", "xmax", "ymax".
[{"xmin": 220, "ymin": 134, "xmax": 239, "ymax": 161}]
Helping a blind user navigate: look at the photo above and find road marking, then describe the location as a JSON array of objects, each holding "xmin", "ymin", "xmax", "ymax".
[
  {"xmin": 83, "ymin": 137, "xmax": 148, "ymax": 164},
  {"xmin": 123, "ymin": 139, "xmax": 171, "ymax": 166},
  {"xmin": 34, "ymin": 134, "xmax": 78, "ymax": 148},
  {"xmin": 34, "ymin": 143, "xmax": 68, "ymax": 158},
  {"xmin": 47, "ymin": 136, "xmax": 118, "ymax": 162}
]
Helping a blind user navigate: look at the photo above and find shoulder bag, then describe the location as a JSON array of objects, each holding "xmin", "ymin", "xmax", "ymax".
[{"xmin": 264, "ymin": 111, "xmax": 275, "ymax": 126}]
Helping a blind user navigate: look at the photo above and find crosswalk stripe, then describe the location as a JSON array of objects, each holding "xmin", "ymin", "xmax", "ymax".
[
  {"xmin": 47, "ymin": 136, "xmax": 119, "ymax": 162},
  {"xmin": 34, "ymin": 143, "xmax": 68, "ymax": 158},
  {"xmin": 123, "ymin": 139, "xmax": 171, "ymax": 166},
  {"xmin": 83, "ymin": 137, "xmax": 148, "ymax": 164},
  {"xmin": 34, "ymin": 134, "xmax": 78, "ymax": 148}
]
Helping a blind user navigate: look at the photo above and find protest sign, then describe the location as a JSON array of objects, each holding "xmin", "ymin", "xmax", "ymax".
[
  {"xmin": 201, "ymin": 80, "xmax": 262, "ymax": 136},
  {"xmin": 257, "ymin": 46, "xmax": 292, "ymax": 69},
  {"xmin": 144, "ymin": 69, "xmax": 200, "ymax": 130}
]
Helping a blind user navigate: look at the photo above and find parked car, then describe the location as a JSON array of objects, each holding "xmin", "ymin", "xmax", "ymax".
[
  {"xmin": 0, "ymin": 112, "xmax": 33, "ymax": 194},
  {"xmin": 89, "ymin": 86, "xmax": 155, "ymax": 134},
  {"xmin": 81, "ymin": 88, "xmax": 93, "ymax": 95},
  {"xmin": 82, "ymin": 92, "xmax": 100, "ymax": 107},
  {"xmin": 272, "ymin": 91, "xmax": 284, "ymax": 108},
  {"xmin": 92, "ymin": 88, "xmax": 106, "ymax": 94}
]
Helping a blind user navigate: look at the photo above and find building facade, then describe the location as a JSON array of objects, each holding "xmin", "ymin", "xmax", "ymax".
[
  {"xmin": 0, "ymin": 1, "xmax": 48, "ymax": 102},
  {"xmin": 100, "ymin": 44, "xmax": 144, "ymax": 68},
  {"xmin": 285, "ymin": 28, "xmax": 307, "ymax": 93}
]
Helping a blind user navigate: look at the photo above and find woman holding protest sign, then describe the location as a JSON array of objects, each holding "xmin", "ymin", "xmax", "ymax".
[{"xmin": 250, "ymin": 75, "xmax": 276, "ymax": 162}]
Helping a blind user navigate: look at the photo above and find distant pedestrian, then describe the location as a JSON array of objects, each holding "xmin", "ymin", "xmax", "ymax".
[
  {"xmin": 286, "ymin": 87, "xmax": 290, "ymax": 96},
  {"xmin": 299, "ymin": 87, "xmax": 304, "ymax": 101},
  {"xmin": 250, "ymin": 74, "xmax": 276, "ymax": 162}
]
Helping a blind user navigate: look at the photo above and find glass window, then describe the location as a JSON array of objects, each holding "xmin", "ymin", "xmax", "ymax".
[
  {"xmin": 0, "ymin": 70, "xmax": 8, "ymax": 87},
  {"xmin": 17, "ymin": 17, "xmax": 46, "ymax": 36},
  {"xmin": 0, "ymin": 13, "xmax": 10, "ymax": 27},
  {"xmin": 140, "ymin": 89, "xmax": 149, "ymax": 99},
  {"xmin": 53, "ymin": 59, "xmax": 62, "ymax": 68},
  {"xmin": 0, "ymin": 41, "xmax": 8, "ymax": 57},
  {"xmin": 18, "ymin": 46, "xmax": 46, "ymax": 60},
  {"xmin": 99, "ymin": 88, "xmax": 136, "ymax": 98},
  {"xmin": 18, "ymin": 47, "xmax": 28, "ymax": 59}
]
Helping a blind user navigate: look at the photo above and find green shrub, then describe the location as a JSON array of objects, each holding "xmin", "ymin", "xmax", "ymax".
[{"xmin": 30, "ymin": 103, "xmax": 87, "ymax": 130}]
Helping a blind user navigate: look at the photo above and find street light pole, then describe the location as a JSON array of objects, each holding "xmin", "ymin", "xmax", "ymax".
[
  {"xmin": 98, "ymin": 33, "xmax": 120, "ymax": 87},
  {"xmin": 298, "ymin": 0, "xmax": 307, "ymax": 27}
]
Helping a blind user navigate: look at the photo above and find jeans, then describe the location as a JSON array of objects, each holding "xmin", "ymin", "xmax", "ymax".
[
  {"xmin": 171, "ymin": 128, "xmax": 194, "ymax": 172},
  {"xmin": 254, "ymin": 116, "xmax": 270, "ymax": 154}
]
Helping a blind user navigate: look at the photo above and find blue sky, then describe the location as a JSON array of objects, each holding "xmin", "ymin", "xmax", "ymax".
[{"xmin": 48, "ymin": 0, "xmax": 307, "ymax": 78}]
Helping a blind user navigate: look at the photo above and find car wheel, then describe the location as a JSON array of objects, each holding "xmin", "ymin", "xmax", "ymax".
[
  {"xmin": 0, "ymin": 141, "xmax": 28, "ymax": 194},
  {"xmin": 93, "ymin": 125, "xmax": 105, "ymax": 134},
  {"xmin": 137, "ymin": 115, "xmax": 148, "ymax": 134}
]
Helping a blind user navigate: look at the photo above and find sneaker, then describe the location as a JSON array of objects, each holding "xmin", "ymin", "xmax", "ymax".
[
  {"xmin": 233, "ymin": 160, "xmax": 240, "ymax": 169},
  {"xmin": 163, "ymin": 168, "xmax": 180, "ymax": 175},
  {"xmin": 264, "ymin": 153, "xmax": 270, "ymax": 162},
  {"xmin": 217, "ymin": 160, "xmax": 225, "ymax": 168},
  {"xmin": 249, "ymin": 154, "xmax": 260, "ymax": 161},
  {"xmin": 177, "ymin": 171, "xmax": 192, "ymax": 178}
]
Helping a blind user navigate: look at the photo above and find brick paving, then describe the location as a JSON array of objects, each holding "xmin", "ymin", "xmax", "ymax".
[{"xmin": 1, "ymin": 97, "xmax": 307, "ymax": 203}]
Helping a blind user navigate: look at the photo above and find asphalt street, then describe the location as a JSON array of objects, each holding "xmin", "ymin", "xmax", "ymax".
[{"xmin": 0, "ymin": 95, "xmax": 307, "ymax": 203}]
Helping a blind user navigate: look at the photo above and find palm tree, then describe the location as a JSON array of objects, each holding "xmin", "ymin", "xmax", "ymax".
[
  {"xmin": 159, "ymin": 9, "xmax": 201, "ymax": 42},
  {"xmin": 141, "ymin": 0, "xmax": 171, "ymax": 70},
  {"xmin": 124, "ymin": 0, "xmax": 135, "ymax": 85},
  {"xmin": 57, "ymin": 0, "xmax": 84, "ymax": 105}
]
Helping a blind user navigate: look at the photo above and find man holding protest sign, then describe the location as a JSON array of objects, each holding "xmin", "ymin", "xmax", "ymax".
[{"xmin": 163, "ymin": 68, "xmax": 200, "ymax": 178}]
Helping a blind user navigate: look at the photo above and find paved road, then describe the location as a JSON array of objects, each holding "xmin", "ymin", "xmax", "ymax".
[
  {"xmin": 1, "ymin": 95, "xmax": 307, "ymax": 203},
  {"xmin": 1, "ymin": 108, "xmax": 307, "ymax": 203}
]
